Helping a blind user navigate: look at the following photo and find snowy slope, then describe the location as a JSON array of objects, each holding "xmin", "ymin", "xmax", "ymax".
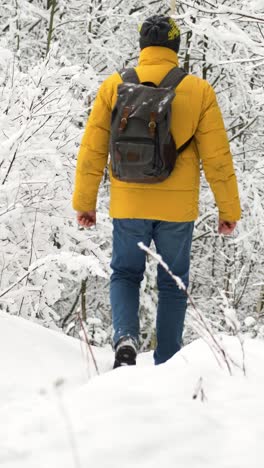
[{"xmin": 1, "ymin": 311, "xmax": 264, "ymax": 468}]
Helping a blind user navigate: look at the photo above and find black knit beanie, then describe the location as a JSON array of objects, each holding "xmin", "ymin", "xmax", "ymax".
[{"xmin": 139, "ymin": 15, "xmax": 181, "ymax": 53}]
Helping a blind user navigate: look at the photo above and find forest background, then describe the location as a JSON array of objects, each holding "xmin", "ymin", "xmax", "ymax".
[{"xmin": 0, "ymin": 0, "xmax": 263, "ymax": 351}]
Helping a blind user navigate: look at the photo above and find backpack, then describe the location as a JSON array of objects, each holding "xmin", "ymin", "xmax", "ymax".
[{"xmin": 110, "ymin": 67, "xmax": 193, "ymax": 184}]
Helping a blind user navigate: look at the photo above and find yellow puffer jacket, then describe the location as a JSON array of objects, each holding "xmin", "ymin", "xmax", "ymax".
[{"xmin": 73, "ymin": 47, "xmax": 241, "ymax": 222}]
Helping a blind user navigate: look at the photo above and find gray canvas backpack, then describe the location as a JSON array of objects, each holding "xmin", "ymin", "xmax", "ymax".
[{"xmin": 110, "ymin": 67, "xmax": 193, "ymax": 183}]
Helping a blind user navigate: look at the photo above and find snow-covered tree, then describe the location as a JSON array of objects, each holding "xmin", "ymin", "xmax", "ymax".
[{"xmin": 0, "ymin": 0, "xmax": 263, "ymax": 348}]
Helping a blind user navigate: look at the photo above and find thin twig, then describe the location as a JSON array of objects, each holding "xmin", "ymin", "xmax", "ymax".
[
  {"xmin": 18, "ymin": 209, "xmax": 38, "ymax": 316},
  {"xmin": 78, "ymin": 311, "xmax": 100, "ymax": 376},
  {"xmin": 0, "ymin": 263, "xmax": 42, "ymax": 299},
  {"xmin": 54, "ymin": 381, "xmax": 82, "ymax": 468},
  {"xmin": 138, "ymin": 242, "xmax": 233, "ymax": 375}
]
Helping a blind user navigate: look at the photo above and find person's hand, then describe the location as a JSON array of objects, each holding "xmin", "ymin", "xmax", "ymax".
[
  {"xmin": 218, "ymin": 219, "xmax": 237, "ymax": 235},
  {"xmin": 77, "ymin": 210, "xmax": 96, "ymax": 228}
]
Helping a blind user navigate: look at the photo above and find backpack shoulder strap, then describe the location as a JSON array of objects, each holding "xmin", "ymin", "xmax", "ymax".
[
  {"xmin": 119, "ymin": 68, "xmax": 140, "ymax": 84},
  {"xmin": 177, "ymin": 136, "xmax": 194, "ymax": 155},
  {"xmin": 160, "ymin": 67, "xmax": 193, "ymax": 153},
  {"xmin": 159, "ymin": 67, "xmax": 187, "ymax": 89}
]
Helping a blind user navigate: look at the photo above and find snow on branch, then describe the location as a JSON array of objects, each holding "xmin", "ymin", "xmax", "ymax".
[{"xmin": 0, "ymin": 252, "xmax": 107, "ymax": 300}]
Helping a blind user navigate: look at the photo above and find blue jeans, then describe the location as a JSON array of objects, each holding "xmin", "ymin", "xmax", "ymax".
[{"xmin": 110, "ymin": 219, "xmax": 194, "ymax": 365}]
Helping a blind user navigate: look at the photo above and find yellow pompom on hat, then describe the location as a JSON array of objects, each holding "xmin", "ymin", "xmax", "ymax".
[{"xmin": 139, "ymin": 15, "xmax": 181, "ymax": 53}]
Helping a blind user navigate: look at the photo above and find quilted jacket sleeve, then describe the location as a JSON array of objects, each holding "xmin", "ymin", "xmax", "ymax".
[
  {"xmin": 195, "ymin": 82, "xmax": 241, "ymax": 221},
  {"xmin": 72, "ymin": 79, "xmax": 112, "ymax": 212}
]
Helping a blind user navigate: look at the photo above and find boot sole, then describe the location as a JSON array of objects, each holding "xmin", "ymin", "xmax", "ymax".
[{"xmin": 113, "ymin": 345, "xmax": 137, "ymax": 369}]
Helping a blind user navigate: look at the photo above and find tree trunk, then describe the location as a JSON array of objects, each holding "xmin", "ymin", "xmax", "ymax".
[{"xmin": 46, "ymin": 0, "xmax": 57, "ymax": 55}]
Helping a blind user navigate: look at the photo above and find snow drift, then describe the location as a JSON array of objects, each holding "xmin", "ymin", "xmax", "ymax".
[{"xmin": 1, "ymin": 311, "xmax": 263, "ymax": 468}]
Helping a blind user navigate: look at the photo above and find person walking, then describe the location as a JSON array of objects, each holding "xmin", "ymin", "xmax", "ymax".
[{"xmin": 72, "ymin": 15, "xmax": 241, "ymax": 368}]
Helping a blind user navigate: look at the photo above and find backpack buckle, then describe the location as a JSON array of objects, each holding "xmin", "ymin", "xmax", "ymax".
[
  {"xmin": 119, "ymin": 106, "xmax": 130, "ymax": 131},
  {"xmin": 148, "ymin": 112, "xmax": 157, "ymax": 136}
]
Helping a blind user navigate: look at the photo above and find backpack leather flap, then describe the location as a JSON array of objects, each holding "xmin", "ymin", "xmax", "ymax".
[{"xmin": 117, "ymin": 83, "xmax": 175, "ymax": 122}]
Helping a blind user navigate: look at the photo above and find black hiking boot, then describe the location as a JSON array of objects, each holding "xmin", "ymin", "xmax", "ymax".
[{"xmin": 113, "ymin": 336, "xmax": 138, "ymax": 369}]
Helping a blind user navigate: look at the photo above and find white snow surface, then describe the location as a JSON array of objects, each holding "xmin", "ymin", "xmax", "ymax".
[{"xmin": 1, "ymin": 311, "xmax": 264, "ymax": 468}]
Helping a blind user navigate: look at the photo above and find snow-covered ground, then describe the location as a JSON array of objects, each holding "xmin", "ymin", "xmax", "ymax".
[{"xmin": 1, "ymin": 311, "xmax": 264, "ymax": 468}]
